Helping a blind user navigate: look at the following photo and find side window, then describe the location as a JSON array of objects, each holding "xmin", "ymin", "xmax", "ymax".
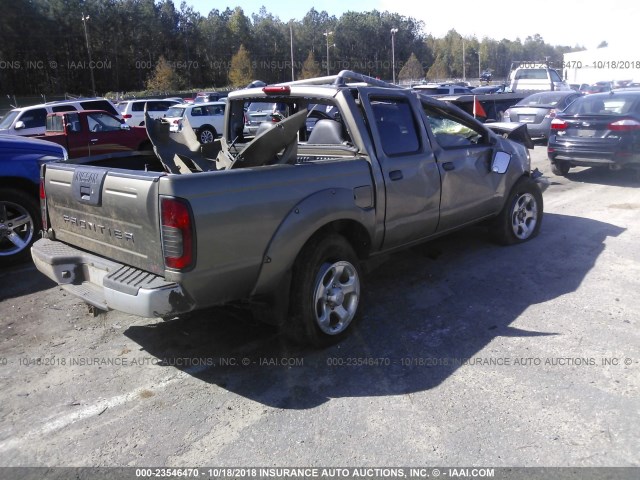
[
  {"xmin": 46, "ymin": 115, "xmax": 64, "ymax": 132},
  {"xmin": 52, "ymin": 105, "xmax": 77, "ymax": 113},
  {"xmin": 80, "ymin": 100, "xmax": 117, "ymax": 115},
  {"xmin": 87, "ymin": 112, "xmax": 121, "ymax": 132},
  {"xmin": 370, "ymin": 98, "xmax": 420, "ymax": 156},
  {"xmin": 191, "ymin": 107, "xmax": 203, "ymax": 117},
  {"xmin": 20, "ymin": 108, "xmax": 48, "ymax": 129},
  {"xmin": 132, "ymin": 102, "xmax": 146, "ymax": 112},
  {"xmin": 549, "ymin": 70, "xmax": 562, "ymax": 82},
  {"xmin": 154, "ymin": 101, "xmax": 174, "ymax": 112},
  {"xmin": 66, "ymin": 113, "xmax": 81, "ymax": 132},
  {"xmin": 423, "ymin": 104, "xmax": 485, "ymax": 149}
]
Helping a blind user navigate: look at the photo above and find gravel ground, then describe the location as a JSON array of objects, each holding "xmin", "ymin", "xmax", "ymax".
[{"xmin": 0, "ymin": 146, "xmax": 638, "ymax": 469}]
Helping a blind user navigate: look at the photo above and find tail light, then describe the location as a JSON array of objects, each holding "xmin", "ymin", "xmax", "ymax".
[
  {"xmin": 244, "ymin": 113, "xmax": 249, "ymax": 125},
  {"xmin": 263, "ymin": 85, "xmax": 290, "ymax": 94},
  {"xmin": 39, "ymin": 176, "xmax": 48, "ymax": 231},
  {"xmin": 551, "ymin": 118, "xmax": 568, "ymax": 130},
  {"xmin": 160, "ymin": 197, "xmax": 195, "ymax": 270},
  {"xmin": 172, "ymin": 119, "xmax": 179, "ymax": 124},
  {"xmin": 122, "ymin": 114, "xmax": 132, "ymax": 119},
  {"xmin": 608, "ymin": 118, "xmax": 640, "ymax": 131},
  {"xmin": 544, "ymin": 109, "xmax": 557, "ymax": 119}
]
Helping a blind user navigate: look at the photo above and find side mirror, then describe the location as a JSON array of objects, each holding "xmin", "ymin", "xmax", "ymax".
[
  {"xmin": 120, "ymin": 123, "xmax": 131, "ymax": 130},
  {"xmin": 491, "ymin": 151, "xmax": 511, "ymax": 174},
  {"xmin": 14, "ymin": 121, "xmax": 25, "ymax": 130}
]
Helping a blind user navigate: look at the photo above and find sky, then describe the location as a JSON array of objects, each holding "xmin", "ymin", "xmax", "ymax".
[{"xmin": 186, "ymin": 0, "xmax": 638, "ymax": 50}]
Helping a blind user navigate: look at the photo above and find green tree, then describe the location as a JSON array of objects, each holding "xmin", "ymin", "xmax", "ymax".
[
  {"xmin": 398, "ymin": 52, "xmax": 424, "ymax": 82},
  {"xmin": 229, "ymin": 44, "xmax": 254, "ymax": 86},
  {"xmin": 300, "ymin": 51, "xmax": 321, "ymax": 79},
  {"xmin": 146, "ymin": 56, "xmax": 183, "ymax": 91}
]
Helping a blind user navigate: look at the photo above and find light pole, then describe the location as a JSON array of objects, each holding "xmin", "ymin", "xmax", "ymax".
[
  {"xmin": 81, "ymin": 12, "xmax": 96, "ymax": 96},
  {"xmin": 462, "ymin": 39, "xmax": 466, "ymax": 82},
  {"xmin": 477, "ymin": 51, "xmax": 481, "ymax": 80},
  {"xmin": 323, "ymin": 31, "xmax": 333, "ymax": 75},
  {"xmin": 390, "ymin": 28, "xmax": 398, "ymax": 84},
  {"xmin": 290, "ymin": 22, "xmax": 295, "ymax": 81}
]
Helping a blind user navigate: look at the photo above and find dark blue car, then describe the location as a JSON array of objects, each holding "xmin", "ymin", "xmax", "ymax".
[
  {"xmin": 0, "ymin": 135, "xmax": 67, "ymax": 265},
  {"xmin": 547, "ymin": 91, "xmax": 640, "ymax": 176}
]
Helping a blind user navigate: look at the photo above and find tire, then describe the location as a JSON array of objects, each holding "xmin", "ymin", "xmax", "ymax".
[
  {"xmin": 0, "ymin": 188, "xmax": 41, "ymax": 267},
  {"xmin": 491, "ymin": 177, "xmax": 543, "ymax": 245},
  {"xmin": 198, "ymin": 127, "xmax": 216, "ymax": 144},
  {"xmin": 551, "ymin": 160, "xmax": 570, "ymax": 176},
  {"xmin": 286, "ymin": 233, "xmax": 362, "ymax": 347}
]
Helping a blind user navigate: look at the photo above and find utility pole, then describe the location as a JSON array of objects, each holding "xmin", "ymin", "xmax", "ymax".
[
  {"xmin": 462, "ymin": 39, "xmax": 466, "ymax": 82},
  {"xmin": 81, "ymin": 12, "xmax": 96, "ymax": 97},
  {"xmin": 391, "ymin": 28, "xmax": 398, "ymax": 84},
  {"xmin": 323, "ymin": 31, "xmax": 333, "ymax": 76},
  {"xmin": 290, "ymin": 23, "xmax": 295, "ymax": 81}
]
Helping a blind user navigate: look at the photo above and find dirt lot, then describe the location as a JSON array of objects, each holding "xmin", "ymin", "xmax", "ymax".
[{"xmin": 0, "ymin": 146, "xmax": 638, "ymax": 469}]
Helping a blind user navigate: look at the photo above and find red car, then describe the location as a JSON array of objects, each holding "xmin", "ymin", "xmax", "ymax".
[{"xmin": 39, "ymin": 110, "xmax": 150, "ymax": 158}]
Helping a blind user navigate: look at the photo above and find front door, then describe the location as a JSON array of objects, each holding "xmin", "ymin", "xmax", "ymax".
[{"xmin": 421, "ymin": 101, "xmax": 502, "ymax": 232}]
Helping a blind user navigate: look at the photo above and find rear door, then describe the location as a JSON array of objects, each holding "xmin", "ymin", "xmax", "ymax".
[{"xmin": 359, "ymin": 89, "xmax": 441, "ymax": 250}]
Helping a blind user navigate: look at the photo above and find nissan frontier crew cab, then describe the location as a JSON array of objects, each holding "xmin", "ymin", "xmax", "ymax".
[{"xmin": 32, "ymin": 71, "xmax": 544, "ymax": 347}]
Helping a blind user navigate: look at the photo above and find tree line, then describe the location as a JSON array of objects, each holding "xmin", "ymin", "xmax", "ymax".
[{"xmin": 0, "ymin": 0, "xmax": 584, "ymax": 96}]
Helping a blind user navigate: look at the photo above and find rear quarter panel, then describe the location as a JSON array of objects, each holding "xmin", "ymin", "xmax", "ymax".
[{"xmin": 159, "ymin": 159, "xmax": 377, "ymax": 307}]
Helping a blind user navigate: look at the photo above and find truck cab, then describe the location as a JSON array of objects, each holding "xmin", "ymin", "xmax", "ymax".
[{"xmin": 41, "ymin": 110, "xmax": 150, "ymax": 158}]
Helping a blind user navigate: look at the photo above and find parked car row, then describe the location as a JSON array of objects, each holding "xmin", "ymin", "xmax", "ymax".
[{"xmin": 0, "ymin": 98, "xmax": 119, "ymax": 137}]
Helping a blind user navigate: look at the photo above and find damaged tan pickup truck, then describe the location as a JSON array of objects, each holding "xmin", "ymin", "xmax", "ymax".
[{"xmin": 32, "ymin": 71, "xmax": 544, "ymax": 346}]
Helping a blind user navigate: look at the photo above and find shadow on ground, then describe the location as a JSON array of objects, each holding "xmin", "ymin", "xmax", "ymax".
[
  {"xmin": 123, "ymin": 213, "xmax": 624, "ymax": 409},
  {"xmin": 0, "ymin": 262, "xmax": 56, "ymax": 302},
  {"xmin": 565, "ymin": 166, "xmax": 639, "ymax": 187}
]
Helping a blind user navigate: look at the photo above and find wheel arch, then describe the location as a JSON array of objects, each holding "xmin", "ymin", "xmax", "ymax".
[
  {"xmin": 198, "ymin": 124, "xmax": 216, "ymax": 133},
  {"xmin": 0, "ymin": 177, "xmax": 39, "ymax": 197},
  {"xmin": 251, "ymin": 188, "xmax": 375, "ymax": 300}
]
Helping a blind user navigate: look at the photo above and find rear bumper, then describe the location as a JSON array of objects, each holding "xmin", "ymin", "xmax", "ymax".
[
  {"xmin": 31, "ymin": 238, "xmax": 195, "ymax": 318},
  {"xmin": 548, "ymin": 139, "xmax": 640, "ymax": 167}
]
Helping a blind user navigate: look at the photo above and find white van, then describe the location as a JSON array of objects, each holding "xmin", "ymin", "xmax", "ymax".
[
  {"xmin": 509, "ymin": 65, "xmax": 570, "ymax": 93},
  {"xmin": 0, "ymin": 98, "xmax": 119, "ymax": 137}
]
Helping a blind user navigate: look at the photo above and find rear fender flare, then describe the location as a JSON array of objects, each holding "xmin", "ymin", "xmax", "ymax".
[{"xmin": 251, "ymin": 187, "xmax": 376, "ymax": 297}]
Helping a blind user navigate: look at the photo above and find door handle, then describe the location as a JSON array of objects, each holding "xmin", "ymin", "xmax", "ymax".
[
  {"xmin": 442, "ymin": 162, "xmax": 455, "ymax": 171},
  {"xmin": 90, "ymin": 138, "xmax": 99, "ymax": 143},
  {"xmin": 389, "ymin": 170, "xmax": 403, "ymax": 181}
]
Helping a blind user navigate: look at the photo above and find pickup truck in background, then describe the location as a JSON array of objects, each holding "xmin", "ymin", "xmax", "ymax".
[
  {"xmin": 0, "ymin": 135, "xmax": 67, "ymax": 266},
  {"xmin": 32, "ymin": 71, "xmax": 544, "ymax": 347},
  {"xmin": 36, "ymin": 110, "xmax": 150, "ymax": 158}
]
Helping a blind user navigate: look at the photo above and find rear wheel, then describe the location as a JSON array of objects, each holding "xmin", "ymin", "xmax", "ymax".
[
  {"xmin": 0, "ymin": 189, "xmax": 41, "ymax": 266},
  {"xmin": 286, "ymin": 233, "xmax": 362, "ymax": 347},
  {"xmin": 551, "ymin": 160, "xmax": 570, "ymax": 176},
  {"xmin": 491, "ymin": 177, "xmax": 543, "ymax": 245},
  {"xmin": 198, "ymin": 127, "xmax": 216, "ymax": 144}
]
